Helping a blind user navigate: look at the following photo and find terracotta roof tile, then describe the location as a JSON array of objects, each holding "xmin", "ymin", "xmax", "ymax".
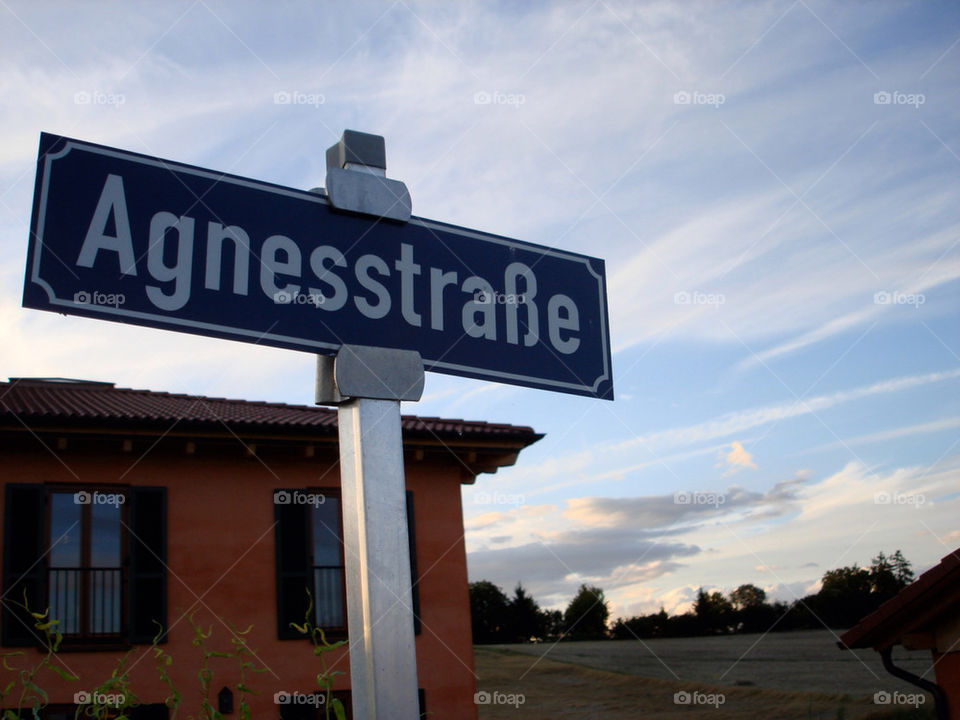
[{"xmin": 0, "ymin": 378, "xmax": 541, "ymax": 445}]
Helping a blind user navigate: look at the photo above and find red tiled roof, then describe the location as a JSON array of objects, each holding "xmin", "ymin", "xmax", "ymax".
[
  {"xmin": 839, "ymin": 547, "xmax": 960, "ymax": 650},
  {"xmin": 0, "ymin": 378, "xmax": 541, "ymax": 445}
]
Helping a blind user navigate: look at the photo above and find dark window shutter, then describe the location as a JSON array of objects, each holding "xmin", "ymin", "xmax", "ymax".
[
  {"xmin": 2, "ymin": 484, "xmax": 46, "ymax": 646},
  {"xmin": 275, "ymin": 490, "xmax": 311, "ymax": 639},
  {"xmin": 406, "ymin": 491, "xmax": 421, "ymax": 636},
  {"xmin": 278, "ymin": 704, "xmax": 315, "ymax": 720},
  {"xmin": 129, "ymin": 487, "xmax": 167, "ymax": 643},
  {"xmin": 128, "ymin": 703, "xmax": 170, "ymax": 719}
]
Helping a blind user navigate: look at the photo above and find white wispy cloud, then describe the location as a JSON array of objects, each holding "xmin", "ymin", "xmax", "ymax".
[
  {"xmin": 800, "ymin": 416, "xmax": 960, "ymax": 454},
  {"xmin": 613, "ymin": 367, "xmax": 960, "ymax": 453}
]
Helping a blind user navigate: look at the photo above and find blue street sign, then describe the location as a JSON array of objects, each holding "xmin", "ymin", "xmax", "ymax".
[{"xmin": 23, "ymin": 133, "xmax": 613, "ymax": 399}]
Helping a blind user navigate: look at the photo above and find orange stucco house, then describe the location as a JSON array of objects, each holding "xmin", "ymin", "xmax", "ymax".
[{"xmin": 0, "ymin": 377, "xmax": 540, "ymax": 719}]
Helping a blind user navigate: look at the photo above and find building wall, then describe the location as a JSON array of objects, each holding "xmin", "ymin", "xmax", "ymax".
[
  {"xmin": 0, "ymin": 437, "xmax": 478, "ymax": 719},
  {"xmin": 933, "ymin": 651, "xmax": 960, "ymax": 719}
]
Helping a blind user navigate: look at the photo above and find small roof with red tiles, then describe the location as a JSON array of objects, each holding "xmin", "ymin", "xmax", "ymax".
[
  {"xmin": 839, "ymin": 547, "xmax": 960, "ymax": 651},
  {"xmin": 0, "ymin": 378, "xmax": 542, "ymax": 447}
]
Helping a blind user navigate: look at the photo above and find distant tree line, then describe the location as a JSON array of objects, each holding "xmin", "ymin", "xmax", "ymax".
[
  {"xmin": 468, "ymin": 582, "xmax": 609, "ymax": 643},
  {"xmin": 612, "ymin": 550, "xmax": 914, "ymax": 639},
  {"xmin": 470, "ymin": 550, "xmax": 914, "ymax": 643}
]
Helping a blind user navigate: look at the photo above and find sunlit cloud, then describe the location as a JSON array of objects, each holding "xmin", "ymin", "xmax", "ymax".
[{"xmin": 718, "ymin": 440, "xmax": 757, "ymax": 475}]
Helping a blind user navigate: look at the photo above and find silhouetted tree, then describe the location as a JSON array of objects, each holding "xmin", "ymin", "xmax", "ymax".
[
  {"xmin": 817, "ymin": 564, "xmax": 875, "ymax": 627},
  {"xmin": 729, "ymin": 584, "xmax": 766, "ymax": 610},
  {"xmin": 508, "ymin": 583, "xmax": 543, "ymax": 641},
  {"xmin": 694, "ymin": 588, "xmax": 734, "ymax": 634},
  {"xmin": 729, "ymin": 583, "xmax": 776, "ymax": 633},
  {"xmin": 469, "ymin": 581, "xmax": 510, "ymax": 643},
  {"xmin": 563, "ymin": 584, "xmax": 609, "ymax": 639},
  {"xmin": 890, "ymin": 550, "xmax": 914, "ymax": 588},
  {"xmin": 821, "ymin": 565, "xmax": 871, "ymax": 595},
  {"xmin": 540, "ymin": 609, "xmax": 564, "ymax": 639},
  {"xmin": 870, "ymin": 552, "xmax": 900, "ymax": 600}
]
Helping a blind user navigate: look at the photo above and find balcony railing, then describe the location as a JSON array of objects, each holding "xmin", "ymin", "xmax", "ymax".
[
  {"xmin": 48, "ymin": 567, "xmax": 124, "ymax": 638},
  {"xmin": 312, "ymin": 566, "xmax": 345, "ymax": 629}
]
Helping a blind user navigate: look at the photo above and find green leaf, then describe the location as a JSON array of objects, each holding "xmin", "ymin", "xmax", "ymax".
[
  {"xmin": 1, "ymin": 653, "xmax": 24, "ymax": 671},
  {"xmin": 48, "ymin": 665, "xmax": 79, "ymax": 681},
  {"xmin": 26, "ymin": 680, "xmax": 49, "ymax": 703},
  {"xmin": 331, "ymin": 698, "xmax": 346, "ymax": 720}
]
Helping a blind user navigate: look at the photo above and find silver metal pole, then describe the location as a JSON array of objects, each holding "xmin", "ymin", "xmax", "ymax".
[
  {"xmin": 338, "ymin": 396, "xmax": 419, "ymax": 719},
  {"xmin": 317, "ymin": 344, "xmax": 425, "ymax": 720}
]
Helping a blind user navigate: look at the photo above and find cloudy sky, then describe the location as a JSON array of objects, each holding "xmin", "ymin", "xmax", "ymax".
[{"xmin": 2, "ymin": 1, "xmax": 958, "ymax": 620}]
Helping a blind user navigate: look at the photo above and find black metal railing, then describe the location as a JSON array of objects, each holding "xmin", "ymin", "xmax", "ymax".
[
  {"xmin": 48, "ymin": 567, "xmax": 124, "ymax": 638},
  {"xmin": 312, "ymin": 566, "xmax": 345, "ymax": 629}
]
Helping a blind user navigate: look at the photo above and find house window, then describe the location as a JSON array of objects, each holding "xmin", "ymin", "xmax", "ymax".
[
  {"xmin": 1, "ymin": 484, "xmax": 167, "ymax": 648},
  {"xmin": 311, "ymin": 494, "xmax": 345, "ymax": 629},
  {"xmin": 48, "ymin": 491, "xmax": 125, "ymax": 638},
  {"xmin": 274, "ymin": 488, "xmax": 420, "ymax": 639}
]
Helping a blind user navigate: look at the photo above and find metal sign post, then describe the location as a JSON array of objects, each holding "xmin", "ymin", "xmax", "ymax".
[{"xmin": 316, "ymin": 135, "xmax": 422, "ymax": 720}]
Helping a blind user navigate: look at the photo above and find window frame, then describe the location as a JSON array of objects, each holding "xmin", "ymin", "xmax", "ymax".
[
  {"xmin": 306, "ymin": 487, "xmax": 348, "ymax": 637},
  {"xmin": 44, "ymin": 484, "xmax": 130, "ymax": 645},
  {"xmin": 274, "ymin": 487, "xmax": 421, "ymax": 640},
  {"xmin": 1, "ymin": 483, "xmax": 167, "ymax": 650}
]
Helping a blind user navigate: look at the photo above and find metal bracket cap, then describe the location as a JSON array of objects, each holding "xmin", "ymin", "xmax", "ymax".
[
  {"xmin": 326, "ymin": 129, "xmax": 386, "ymax": 170},
  {"xmin": 325, "ymin": 130, "xmax": 411, "ymax": 222},
  {"xmin": 316, "ymin": 345, "xmax": 424, "ymax": 404}
]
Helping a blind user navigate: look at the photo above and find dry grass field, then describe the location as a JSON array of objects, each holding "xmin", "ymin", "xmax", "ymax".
[{"xmin": 474, "ymin": 631, "xmax": 936, "ymax": 719}]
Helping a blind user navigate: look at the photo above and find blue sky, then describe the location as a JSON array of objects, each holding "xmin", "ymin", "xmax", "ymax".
[{"xmin": 1, "ymin": 1, "xmax": 958, "ymax": 619}]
